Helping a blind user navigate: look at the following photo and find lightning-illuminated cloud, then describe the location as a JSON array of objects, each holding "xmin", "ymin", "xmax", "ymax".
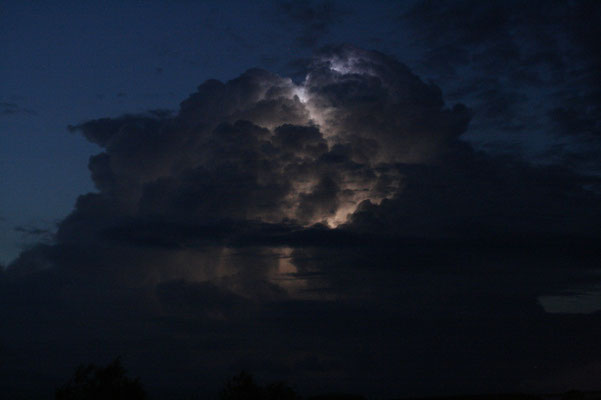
[
  {"xmin": 70, "ymin": 46, "xmax": 468, "ymax": 233},
  {"xmin": 9, "ymin": 45, "xmax": 601, "ymax": 302},
  {"xmin": 2, "ymin": 45, "xmax": 601, "ymax": 396},
  {"xmin": 46, "ymin": 45, "xmax": 473, "ymax": 302}
]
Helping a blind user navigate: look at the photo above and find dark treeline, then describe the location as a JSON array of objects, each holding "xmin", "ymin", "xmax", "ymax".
[
  {"xmin": 55, "ymin": 358, "xmax": 146, "ymax": 400},
  {"xmin": 54, "ymin": 358, "xmax": 365, "ymax": 400},
  {"xmin": 53, "ymin": 358, "xmax": 600, "ymax": 400}
]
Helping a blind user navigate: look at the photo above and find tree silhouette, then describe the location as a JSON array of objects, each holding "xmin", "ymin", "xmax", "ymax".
[
  {"xmin": 55, "ymin": 357, "xmax": 146, "ymax": 400},
  {"xmin": 307, "ymin": 395, "xmax": 365, "ymax": 400},
  {"xmin": 561, "ymin": 391, "xmax": 585, "ymax": 400},
  {"xmin": 220, "ymin": 371, "xmax": 299, "ymax": 400}
]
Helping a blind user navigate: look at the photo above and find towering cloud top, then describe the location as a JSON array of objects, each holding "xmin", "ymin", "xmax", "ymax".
[{"xmin": 70, "ymin": 45, "xmax": 470, "ymax": 231}]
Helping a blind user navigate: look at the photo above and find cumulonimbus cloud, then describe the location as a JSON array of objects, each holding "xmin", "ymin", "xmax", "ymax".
[
  {"xmin": 2, "ymin": 45, "xmax": 601, "ymax": 397},
  {"xmin": 68, "ymin": 45, "xmax": 469, "ymax": 231}
]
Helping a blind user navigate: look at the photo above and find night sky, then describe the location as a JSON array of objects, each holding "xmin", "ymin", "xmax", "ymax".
[{"xmin": 2, "ymin": 1, "xmax": 601, "ymax": 398}]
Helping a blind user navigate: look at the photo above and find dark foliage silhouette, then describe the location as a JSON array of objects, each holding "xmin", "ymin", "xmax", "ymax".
[
  {"xmin": 220, "ymin": 371, "xmax": 299, "ymax": 400},
  {"xmin": 561, "ymin": 391, "xmax": 585, "ymax": 400},
  {"xmin": 307, "ymin": 395, "xmax": 365, "ymax": 400},
  {"xmin": 55, "ymin": 357, "xmax": 146, "ymax": 400}
]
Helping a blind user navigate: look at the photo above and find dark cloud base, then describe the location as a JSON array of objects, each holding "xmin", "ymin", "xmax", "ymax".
[{"xmin": 2, "ymin": 45, "xmax": 601, "ymax": 398}]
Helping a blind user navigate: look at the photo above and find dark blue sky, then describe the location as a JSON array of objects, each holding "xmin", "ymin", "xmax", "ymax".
[{"xmin": 1, "ymin": 1, "xmax": 601, "ymax": 398}]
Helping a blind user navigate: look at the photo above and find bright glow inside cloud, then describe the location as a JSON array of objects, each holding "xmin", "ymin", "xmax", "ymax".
[
  {"xmin": 293, "ymin": 85, "xmax": 309, "ymax": 103},
  {"xmin": 292, "ymin": 83, "xmax": 326, "ymax": 128}
]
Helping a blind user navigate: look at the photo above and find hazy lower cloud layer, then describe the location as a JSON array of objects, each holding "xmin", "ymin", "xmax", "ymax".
[{"xmin": 2, "ymin": 46, "xmax": 601, "ymax": 397}]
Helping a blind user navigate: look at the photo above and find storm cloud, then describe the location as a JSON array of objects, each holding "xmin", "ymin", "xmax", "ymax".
[{"xmin": 2, "ymin": 45, "xmax": 601, "ymax": 398}]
